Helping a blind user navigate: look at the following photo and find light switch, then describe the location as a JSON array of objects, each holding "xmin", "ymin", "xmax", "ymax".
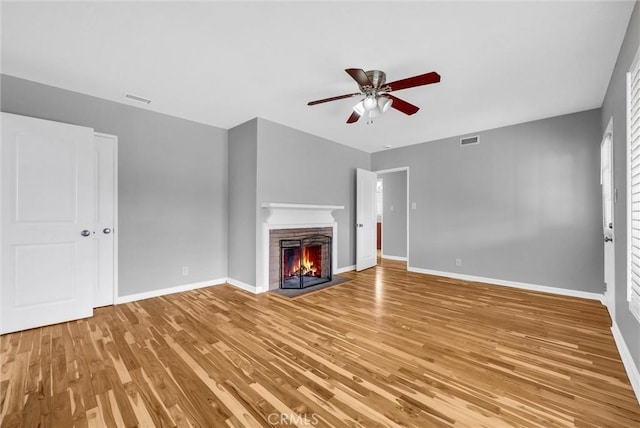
[
  {"xmin": 390, "ymin": 205, "xmax": 395, "ymax": 211},
  {"xmin": 411, "ymin": 202, "xmax": 417, "ymax": 210}
]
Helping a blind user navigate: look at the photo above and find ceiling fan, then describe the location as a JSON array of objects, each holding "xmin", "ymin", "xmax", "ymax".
[{"xmin": 307, "ymin": 68, "xmax": 441, "ymax": 124}]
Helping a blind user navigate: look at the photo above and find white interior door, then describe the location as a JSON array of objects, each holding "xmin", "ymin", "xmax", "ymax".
[
  {"xmin": 1, "ymin": 113, "xmax": 95, "ymax": 334},
  {"xmin": 601, "ymin": 120, "xmax": 615, "ymax": 318},
  {"xmin": 93, "ymin": 134, "xmax": 117, "ymax": 307},
  {"xmin": 356, "ymin": 168, "xmax": 377, "ymax": 271}
]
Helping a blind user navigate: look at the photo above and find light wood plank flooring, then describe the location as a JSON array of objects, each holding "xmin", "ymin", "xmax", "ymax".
[{"xmin": 1, "ymin": 258, "xmax": 639, "ymax": 427}]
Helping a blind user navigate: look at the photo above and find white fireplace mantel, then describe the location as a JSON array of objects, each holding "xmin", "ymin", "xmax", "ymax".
[
  {"xmin": 261, "ymin": 202, "xmax": 344, "ymax": 226},
  {"xmin": 257, "ymin": 203, "xmax": 344, "ymax": 293}
]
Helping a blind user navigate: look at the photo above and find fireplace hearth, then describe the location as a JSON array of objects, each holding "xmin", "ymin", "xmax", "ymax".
[{"xmin": 280, "ymin": 235, "xmax": 332, "ymax": 289}]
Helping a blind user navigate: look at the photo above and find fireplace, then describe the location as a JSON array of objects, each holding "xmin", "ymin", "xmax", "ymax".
[
  {"xmin": 280, "ymin": 235, "xmax": 332, "ymax": 289},
  {"xmin": 261, "ymin": 203, "xmax": 343, "ymax": 293},
  {"xmin": 268, "ymin": 226, "xmax": 334, "ymax": 290}
]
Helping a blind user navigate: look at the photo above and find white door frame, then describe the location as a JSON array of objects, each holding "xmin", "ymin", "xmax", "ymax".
[
  {"xmin": 94, "ymin": 132, "xmax": 118, "ymax": 306},
  {"xmin": 376, "ymin": 177, "xmax": 384, "ymax": 257},
  {"xmin": 375, "ymin": 166, "xmax": 410, "ymax": 267}
]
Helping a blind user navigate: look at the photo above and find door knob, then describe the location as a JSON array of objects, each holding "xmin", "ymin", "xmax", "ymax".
[
  {"xmin": 103, "ymin": 228, "xmax": 112, "ymax": 234},
  {"xmin": 81, "ymin": 230, "xmax": 91, "ymax": 237},
  {"xmin": 356, "ymin": 223, "xmax": 363, "ymax": 228},
  {"xmin": 604, "ymin": 236, "xmax": 613, "ymax": 242}
]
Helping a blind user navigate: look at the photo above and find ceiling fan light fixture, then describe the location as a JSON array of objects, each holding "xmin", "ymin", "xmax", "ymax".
[
  {"xmin": 363, "ymin": 96, "xmax": 378, "ymax": 111},
  {"xmin": 353, "ymin": 101, "xmax": 365, "ymax": 116},
  {"xmin": 378, "ymin": 96, "xmax": 392, "ymax": 113},
  {"xmin": 307, "ymin": 67, "xmax": 440, "ymax": 125}
]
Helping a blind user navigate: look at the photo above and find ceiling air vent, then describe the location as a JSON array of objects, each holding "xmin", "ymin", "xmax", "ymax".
[
  {"xmin": 124, "ymin": 93, "xmax": 151, "ymax": 104},
  {"xmin": 460, "ymin": 135, "xmax": 479, "ymax": 147}
]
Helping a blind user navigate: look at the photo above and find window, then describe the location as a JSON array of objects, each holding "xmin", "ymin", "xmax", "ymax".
[{"xmin": 627, "ymin": 47, "xmax": 640, "ymax": 323}]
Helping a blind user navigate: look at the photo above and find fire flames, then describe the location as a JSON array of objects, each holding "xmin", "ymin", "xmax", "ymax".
[
  {"xmin": 286, "ymin": 246, "xmax": 321, "ymax": 278},
  {"xmin": 299, "ymin": 247, "xmax": 318, "ymax": 276}
]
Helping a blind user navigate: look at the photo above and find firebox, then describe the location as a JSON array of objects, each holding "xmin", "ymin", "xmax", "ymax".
[{"xmin": 280, "ymin": 235, "xmax": 332, "ymax": 289}]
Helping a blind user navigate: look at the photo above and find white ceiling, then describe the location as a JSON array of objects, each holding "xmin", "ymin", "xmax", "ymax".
[{"xmin": 1, "ymin": 1, "xmax": 635, "ymax": 153}]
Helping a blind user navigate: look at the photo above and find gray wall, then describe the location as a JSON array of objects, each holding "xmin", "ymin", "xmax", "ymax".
[
  {"xmin": 372, "ymin": 109, "xmax": 603, "ymax": 293},
  {"xmin": 1, "ymin": 74, "xmax": 229, "ymax": 297},
  {"xmin": 378, "ymin": 170, "xmax": 407, "ymax": 258},
  {"xmin": 228, "ymin": 119, "xmax": 258, "ymax": 286},
  {"xmin": 256, "ymin": 118, "xmax": 370, "ymax": 268},
  {"xmin": 601, "ymin": 0, "xmax": 640, "ymax": 378}
]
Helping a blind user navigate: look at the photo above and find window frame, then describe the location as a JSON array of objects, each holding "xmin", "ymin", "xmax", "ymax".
[{"xmin": 626, "ymin": 46, "xmax": 640, "ymax": 323}]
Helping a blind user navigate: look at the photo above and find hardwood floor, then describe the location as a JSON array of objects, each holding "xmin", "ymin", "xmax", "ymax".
[{"xmin": 1, "ymin": 259, "xmax": 639, "ymax": 427}]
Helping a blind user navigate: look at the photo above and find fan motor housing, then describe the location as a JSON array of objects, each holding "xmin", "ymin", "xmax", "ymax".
[{"xmin": 363, "ymin": 70, "xmax": 386, "ymax": 91}]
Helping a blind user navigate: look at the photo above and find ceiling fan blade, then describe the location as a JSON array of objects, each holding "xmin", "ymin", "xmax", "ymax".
[
  {"xmin": 307, "ymin": 93, "xmax": 361, "ymax": 106},
  {"xmin": 346, "ymin": 111, "xmax": 361, "ymax": 124},
  {"xmin": 384, "ymin": 71, "xmax": 440, "ymax": 92},
  {"xmin": 345, "ymin": 68, "xmax": 374, "ymax": 88},
  {"xmin": 386, "ymin": 95, "xmax": 420, "ymax": 115}
]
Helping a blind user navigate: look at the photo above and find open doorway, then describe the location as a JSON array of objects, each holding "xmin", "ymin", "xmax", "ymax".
[
  {"xmin": 376, "ymin": 168, "xmax": 409, "ymax": 264},
  {"xmin": 376, "ymin": 178, "xmax": 383, "ymax": 256}
]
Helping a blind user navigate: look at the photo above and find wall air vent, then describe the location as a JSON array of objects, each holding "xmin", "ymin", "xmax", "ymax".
[
  {"xmin": 124, "ymin": 93, "xmax": 151, "ymax": 104},
  {"xmin": 460, "ymin": 135, "xmax": 479, "ymax": 146}
]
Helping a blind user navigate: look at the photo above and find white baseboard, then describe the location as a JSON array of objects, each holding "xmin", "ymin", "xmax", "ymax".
[
  {"xmin": 611, "ymin": 322, "xmax": 640, "ymax": 405},
  {"xmin": 226, "ymin": 278, "xmax": 258, "ymax": 294},
  {"xmin": 335, "ymin": 265, "xmax": 356, "ymax": 274},
  {"xmin": 407, "ymin": 266, "xmax": 604, "ymax": 302},
  {"xmin": 382, "ymin": 254, "xmax": 407, "ymax": 261},
  {"xmin": 115, "ymin": 278, "xmax": 226, "ymax": 304}
]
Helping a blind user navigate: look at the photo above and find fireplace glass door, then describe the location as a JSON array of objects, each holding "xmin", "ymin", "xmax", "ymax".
[{"xmin": 280, "ymin": 235, "xmax": 332, "ymax": 289}]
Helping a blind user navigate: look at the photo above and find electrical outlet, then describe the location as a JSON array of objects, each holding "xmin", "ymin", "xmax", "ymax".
[
  {"xmin": 455, "ymin": 258, "xmax": 462, "ymax": 267},
  {"xmin": 182, "ymin": 266, "xmax": 189, "ymax": 276}
]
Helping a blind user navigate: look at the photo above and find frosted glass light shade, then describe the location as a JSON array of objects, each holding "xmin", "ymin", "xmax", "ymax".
[
  {"xmin": 353, "ymin": 101, "xmax": 365, "ymax": 116},
  {"xmin": 363, "ymin": 96, "xmax": 378, "ymax": 111},
  {"xmin": 378, "ymin": 96, "xmax": 392, "ymax": 113}
]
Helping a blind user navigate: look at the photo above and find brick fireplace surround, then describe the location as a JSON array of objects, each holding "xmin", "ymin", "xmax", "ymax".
[{"xmin": 268, "ymin": 227, "xmax": 333, "ymax": 290}]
